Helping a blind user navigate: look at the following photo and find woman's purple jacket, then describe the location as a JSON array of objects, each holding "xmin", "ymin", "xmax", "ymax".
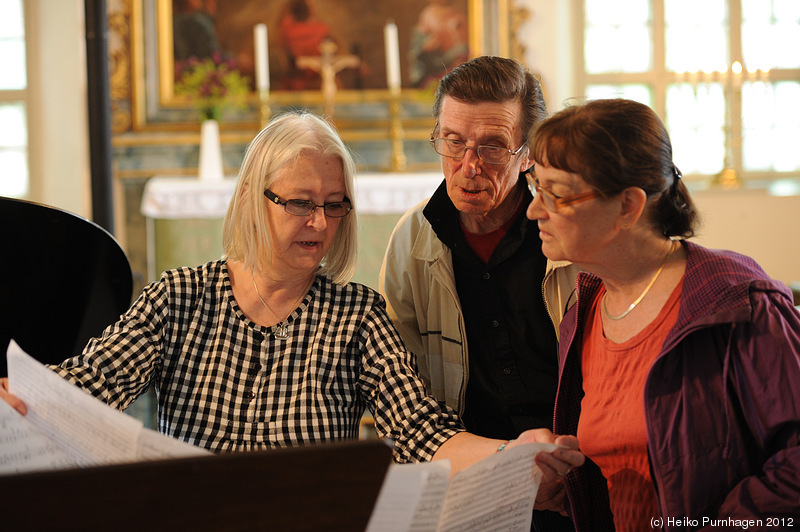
[{"xmin": 555, "ymin": 240, "xmax": 800, "ymax": 531}]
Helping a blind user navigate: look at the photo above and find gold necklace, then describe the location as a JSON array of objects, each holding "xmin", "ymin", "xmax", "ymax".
[
  {"xmin": 251, "ymin": 271, "xmax": 312, "ymax": 339},
  {"xmin": 602, "ymin": 240, "xmax": 676, "ymax": 321}
]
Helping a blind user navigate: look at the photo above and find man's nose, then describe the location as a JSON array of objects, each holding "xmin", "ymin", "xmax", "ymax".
[{"xmin": 461, "ymin": 146, "xmax": 481, "ymax": 176}]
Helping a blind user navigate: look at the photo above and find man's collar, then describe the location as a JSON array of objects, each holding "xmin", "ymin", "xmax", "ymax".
[{"xmin": 422, "ymin": 175, "xmax": 535, "ymax": 252}]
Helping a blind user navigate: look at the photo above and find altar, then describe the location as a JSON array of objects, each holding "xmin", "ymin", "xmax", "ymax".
[{"xmin": 140, "ymin": 172, "xmax": 442, "ymax": 289}]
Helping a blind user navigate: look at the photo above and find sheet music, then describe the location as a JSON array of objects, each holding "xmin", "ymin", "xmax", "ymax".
[
  {"xmin": 366, "ymin": 460, "xmax": 450, "ymax": 532},
  {"xmin": 437, "ymin": 443, "xmax": 557, "ymax": 532},
  {"xmin": 0, "ymin": 399, "xmax": 76, "ymax": 474},
  {"xmin": 409, "ymin": 462, "xmax": 451, "ymax": 532},
  {"xmin": 6, "ymin": 340, "xmax": 142, "ymax": 466},
  {"xmin": 365, "ymin": 442, "xmax": 558, "ymax": 532},
  {"xmin": 137, "ymin": 427, "xmax": 211, "ymax": 460},
  {"xmin": 2, "ymin": 341, "xmax": 212, "ymax": 473}
]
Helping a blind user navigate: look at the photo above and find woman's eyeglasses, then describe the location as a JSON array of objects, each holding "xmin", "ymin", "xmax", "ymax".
[
  {"xmin": 264, "ymin": 189, "xmax": 352, "ymax": 218},
  {"xmin": 524, "ymin": 167, "xmax": 598, "ymax": 213}
]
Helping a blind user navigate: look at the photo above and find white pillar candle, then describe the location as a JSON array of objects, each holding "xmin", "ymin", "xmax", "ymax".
[
  {"xmin": 254, "ymin": 24, "xmax": 270, "ymax": 92},
  {"xmin": 384, "ymin": 21, "xmax": 401, "ymax": 90}
]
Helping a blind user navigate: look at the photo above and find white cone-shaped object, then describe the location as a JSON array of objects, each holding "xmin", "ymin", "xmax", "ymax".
[{"xmin": 198, "ymin": 119, "xmax": 224, "ymax": 181}]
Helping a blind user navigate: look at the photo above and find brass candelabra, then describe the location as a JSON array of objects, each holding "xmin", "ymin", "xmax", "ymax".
[
  {"xmin": 259, "ymin": 89, "xmax": 272, "ymax": 129},
  {"xmin": 388, "ymin": 87, "xmax": 407, "ymax": 172},
  {"xmin": 713, "ymin": 63, "xmax": 743, "ymax": 188}
]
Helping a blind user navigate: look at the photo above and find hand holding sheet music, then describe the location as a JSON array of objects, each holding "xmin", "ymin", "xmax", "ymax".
[{"xmin": 0, "ymin": 340, "xmax": 209, "ymax": 475}]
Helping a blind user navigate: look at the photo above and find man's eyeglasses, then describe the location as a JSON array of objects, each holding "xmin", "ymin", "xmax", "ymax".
[
  {"xmin": 264, "ymin": 189, "xmax": 352, "ymax": 218},
  {"xmin": 429, "ymin": 121, "xmax": 526, "ymax": 166},
  {"xmin": 524, "ymin": 167, "xmax": 599, "ymax": 213},
  {"xmin": 430, "ymin": 137, "xmax": 526, "ymax": 165}
]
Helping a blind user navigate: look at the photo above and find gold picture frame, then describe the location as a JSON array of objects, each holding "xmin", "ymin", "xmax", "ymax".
[{"xmin": 128, "ymin": 0, "xmax": 516, "ymax": 130}]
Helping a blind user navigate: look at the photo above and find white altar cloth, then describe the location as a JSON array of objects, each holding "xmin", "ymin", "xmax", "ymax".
[
  {"xmin": 140, "ymin": 177, "xmax": 237, "ymax": 220},
  {"xmin": 140, "ymin": 173, "xmax": 442, "ymax": 219}
]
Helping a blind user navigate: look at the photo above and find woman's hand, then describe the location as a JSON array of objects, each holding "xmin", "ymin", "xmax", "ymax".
[
  {"xmin": 508, "ymin": 428, "xmax": 584, "ymax": 515},
  {"xmin": 0, "ymin": 377, "xmax": 28, "ymax": 415},
  {"xmin": 535, "ymin": 480, "xmax": 568, "ymax": 515},
  {"xmin": 510, "ymin": 428, "xmax": 584, "ymax": 480}
]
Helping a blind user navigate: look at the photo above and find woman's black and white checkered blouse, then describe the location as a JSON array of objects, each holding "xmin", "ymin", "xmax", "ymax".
[{"xmin": 53, "ymin": 261, "xmax": 463, "ymax": 462}]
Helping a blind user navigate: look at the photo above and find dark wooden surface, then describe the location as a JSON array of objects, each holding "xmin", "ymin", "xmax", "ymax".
[{"xmin": 0, "ymin": 439, "xmax": 393, "ymax": 531}]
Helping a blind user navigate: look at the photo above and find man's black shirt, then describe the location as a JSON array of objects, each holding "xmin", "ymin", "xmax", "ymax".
[{"xmin": 423, "ymin": 180, "xmax": 559, "ymax": 440}]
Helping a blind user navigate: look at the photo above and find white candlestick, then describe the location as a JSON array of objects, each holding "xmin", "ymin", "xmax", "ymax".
[
  {"xmin": 384, "ymin": 21, "xmax": 401, "ymax": 91},
  {"xmin": 254, "ymin": 24, "xmax": 270, "ymax": 92}
]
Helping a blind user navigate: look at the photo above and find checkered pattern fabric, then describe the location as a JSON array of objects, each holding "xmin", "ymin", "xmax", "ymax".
[{"xmin": 53, "ymin": 261, "xmax": 462, "ymax": 462}]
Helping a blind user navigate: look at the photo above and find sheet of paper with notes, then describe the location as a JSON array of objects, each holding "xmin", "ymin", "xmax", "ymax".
[
  {"xmin": 0, "ymin": 340, "xmax": 209, "ymax": 475},
  {"xmin": 366, "ymin": 441, "xmax": 558, "ymax": 532}
]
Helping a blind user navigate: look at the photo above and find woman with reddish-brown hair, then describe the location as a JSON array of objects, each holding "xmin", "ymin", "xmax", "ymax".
[{"xmin": 526, "ymin": 98, "xmax": 800, "ymax": 530}]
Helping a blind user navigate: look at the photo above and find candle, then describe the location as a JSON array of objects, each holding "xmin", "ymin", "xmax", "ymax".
[
  {"xmin": 254, "ymin": 24, "xmax": 270, "ymax": 92},
  {"xmin": 731, "ymin": 61, "xmax": 743, "ymax": 89},
  {"xmin": 384, "ymin": 21, "xmax": 401, "ymax": 91}
]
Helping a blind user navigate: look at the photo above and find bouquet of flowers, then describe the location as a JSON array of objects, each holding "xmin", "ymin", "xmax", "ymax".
[{"xmin": 174, "ymin": 52, "xmax": 250, "ymax": 121}]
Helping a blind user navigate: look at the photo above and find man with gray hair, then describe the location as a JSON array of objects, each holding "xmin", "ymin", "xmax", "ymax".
[{"xmin": 380, "ymin": 56, "xmax": 578, "ymax": 531}]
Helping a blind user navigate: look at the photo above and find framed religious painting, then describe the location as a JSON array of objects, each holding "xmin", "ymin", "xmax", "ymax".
[{"xmin": 125, "ymin": 0, "xmax": 521, "ymax": 129}]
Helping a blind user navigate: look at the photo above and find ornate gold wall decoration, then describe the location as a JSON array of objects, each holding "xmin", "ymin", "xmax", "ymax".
[
  {"xmin": 116, "ymin": 0, "xmax": 517, "ymax": 132},
  {"xmin": 510, "ymin": 1, "xmax": 530, "ymax": 61},
  {"xmin": 108, "ymin": 0, "xmax": 133, "ymax": 133}
]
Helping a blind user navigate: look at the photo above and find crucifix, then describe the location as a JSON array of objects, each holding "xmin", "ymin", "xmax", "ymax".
[{"xmin": 296, "ymin": 38, "xmax": 360, "ymax": 116}]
